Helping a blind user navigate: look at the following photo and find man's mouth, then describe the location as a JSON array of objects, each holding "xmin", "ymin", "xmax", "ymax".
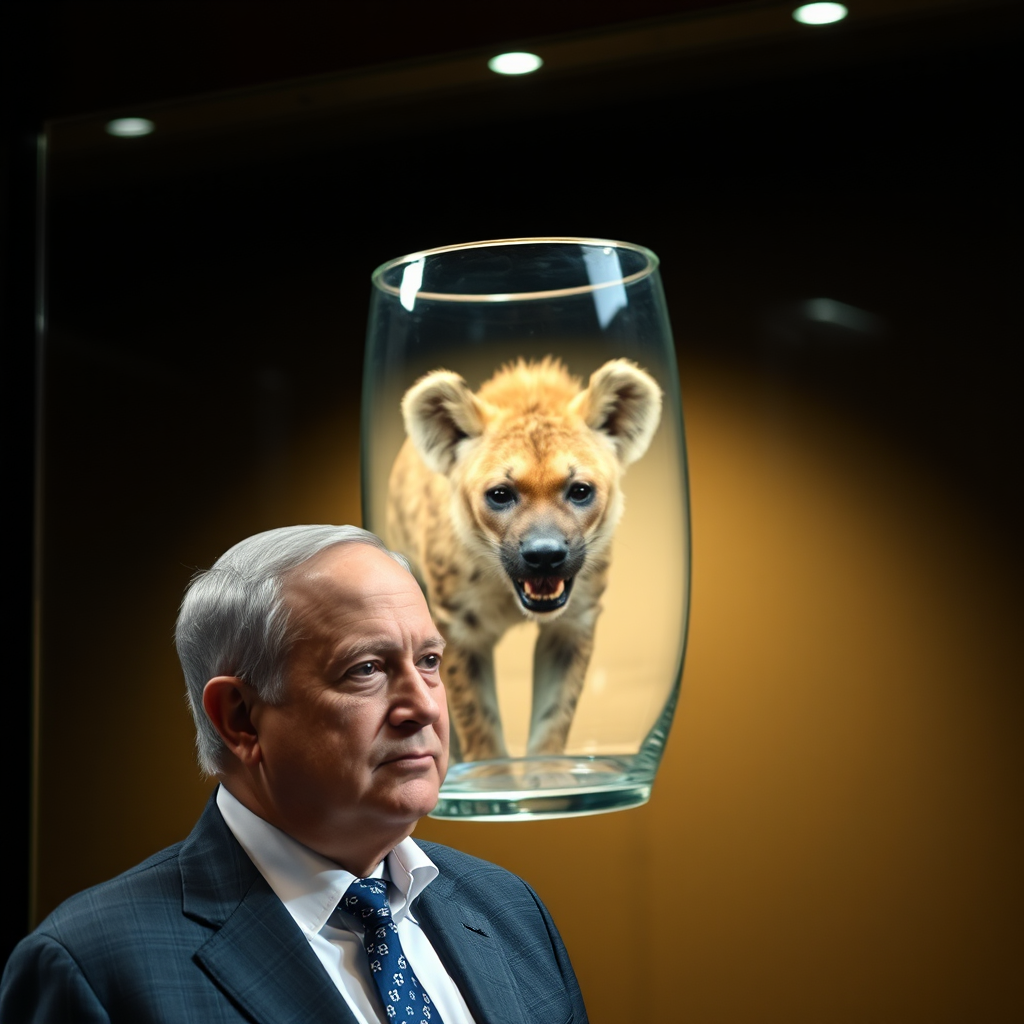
[
  {"xmin": 513, "ymin": 576, "xmax": 574, "ymax": 613},
  {"xmin": 382, "ymin": 750, "xmax": 435, "ymax": 766}
]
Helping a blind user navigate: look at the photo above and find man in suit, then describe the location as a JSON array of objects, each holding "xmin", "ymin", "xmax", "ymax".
[{"xmin": 1, "ymin": 525, "xmax": 588, "ymax": 1024}]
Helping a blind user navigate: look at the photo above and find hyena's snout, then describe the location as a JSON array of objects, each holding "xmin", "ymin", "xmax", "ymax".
[
  {"xmin": 501, "ymin": 527, "xmax": 586, "ymax": 616},
  {"xmin": 522, "ymin": 533, "xmax": 567, "ymax": 572}
]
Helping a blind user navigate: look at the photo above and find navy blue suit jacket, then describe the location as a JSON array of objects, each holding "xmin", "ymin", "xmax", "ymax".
[{"xmin": 0, "ymin": 796, "xmax": 587, "ymax": 1024}]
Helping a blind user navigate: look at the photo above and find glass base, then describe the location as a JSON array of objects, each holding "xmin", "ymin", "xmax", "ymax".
[{"xmin": 431, "ymin": 755, "xmax": 651, "ymax": 820}]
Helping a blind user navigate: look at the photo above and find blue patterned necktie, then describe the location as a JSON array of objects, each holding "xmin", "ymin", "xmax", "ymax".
[{"xmin": 341, "ymin": 877, "xmax": 444, "ymax": 1024}]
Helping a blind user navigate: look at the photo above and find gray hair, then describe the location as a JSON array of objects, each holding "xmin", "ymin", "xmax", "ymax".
[{"xmin": 176, "ymin": 524, "xmax": 411, "ymax": 776}]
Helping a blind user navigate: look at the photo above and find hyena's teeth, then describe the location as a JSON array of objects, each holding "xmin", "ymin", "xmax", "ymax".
[{"xmin": 522, "ymin": 578, "xmax": 565, "ymax": 600}]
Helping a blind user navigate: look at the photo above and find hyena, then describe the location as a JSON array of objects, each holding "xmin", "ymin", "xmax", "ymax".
[{"xmin": 387, "ymin": 357, "xmax": 662, "ymax": 763}]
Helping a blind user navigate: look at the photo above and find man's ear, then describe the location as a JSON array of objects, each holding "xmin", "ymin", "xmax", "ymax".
[{"xmin": 202, "ymin": 677, "xmax": 261, "ymax": 767}]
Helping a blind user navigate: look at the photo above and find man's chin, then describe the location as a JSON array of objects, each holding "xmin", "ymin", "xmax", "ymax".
[{"xmin": 381, "ymin": 775, "xmax": 443, "ymax": 823}]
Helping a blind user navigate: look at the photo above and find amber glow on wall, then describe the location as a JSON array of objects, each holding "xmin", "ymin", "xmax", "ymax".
[{"xmin": 33, "ymin": 354, "xmax": 1021, "ymax": 1021}]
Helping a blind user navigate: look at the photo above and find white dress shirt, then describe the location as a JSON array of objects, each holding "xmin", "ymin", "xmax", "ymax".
[{"xmin": 216, "ymin": 786, "xmax": 477, "ymax": 1024}]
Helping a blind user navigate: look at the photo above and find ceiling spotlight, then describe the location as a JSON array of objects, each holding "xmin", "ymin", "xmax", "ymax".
[
  {"xmin": 487, "ymin": 52, "xmax": 543, "ymax": 76},
  {"xmin": 792, "ymin": 3, "xmax": 848, "ymax": 25},
  {"xmin": 105, "ymin": 117, "xmax": 155, "ymax": 138}
]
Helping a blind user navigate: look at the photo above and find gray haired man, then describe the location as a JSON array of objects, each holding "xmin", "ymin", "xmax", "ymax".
[{"xmin": 1, "ymin": 525, "xmax": 588, "ymax": 1024}]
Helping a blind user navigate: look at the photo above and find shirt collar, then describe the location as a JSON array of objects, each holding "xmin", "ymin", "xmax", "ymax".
[{"xmin": 215, "ymin": 785, "xmax": 438, "ymax": 937}]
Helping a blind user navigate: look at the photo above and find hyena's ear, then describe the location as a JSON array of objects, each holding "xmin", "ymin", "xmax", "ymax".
[
  {"xmin": 571, "ymin": 359, "xmax": 663, "ymax": 466},
  {"xmin": 402, "ymin": 370, "xmax": 486, "ymax": 474}
]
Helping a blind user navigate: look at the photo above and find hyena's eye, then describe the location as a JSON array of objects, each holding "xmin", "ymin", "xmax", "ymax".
[
  {"xmin": 485, "ymin": 486, "xmax": 517, "ymax": 509},
  {"xmin": 567, "ymin": 482, "xmax": 594, "ymax": 505}
]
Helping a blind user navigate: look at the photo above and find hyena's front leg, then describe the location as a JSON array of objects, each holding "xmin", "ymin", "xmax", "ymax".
[
  {"xmin": 441, "ymin": 640, "xmax": 507, "ymax": 763},
  {"xmin": 528, "ymin": 617, "xmax": 597, "ymax": 756}
]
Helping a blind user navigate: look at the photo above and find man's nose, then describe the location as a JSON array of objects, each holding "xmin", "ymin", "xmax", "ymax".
[{"xmin": 389, "ymin": 663, "xmax": 442, "ymax": 727}]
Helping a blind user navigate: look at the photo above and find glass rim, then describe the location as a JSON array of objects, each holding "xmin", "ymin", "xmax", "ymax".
[{"xmin": 371, "ymin": 236, "xmax": 659, "ymax": 303}]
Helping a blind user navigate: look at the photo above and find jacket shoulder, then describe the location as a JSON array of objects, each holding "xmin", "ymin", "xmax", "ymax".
[
  {"xmin": 31, "ymin": 842, "xmax": 187, "ymax": 946},
  {"xmin": 415, "ymin": 839, "xmax": 512, "ymax": 876}
]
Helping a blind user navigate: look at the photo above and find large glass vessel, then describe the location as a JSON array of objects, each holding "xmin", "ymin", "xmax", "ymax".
[{"xmin": 362, "ymin": 238, "xmax": 689, "ymax": 819}]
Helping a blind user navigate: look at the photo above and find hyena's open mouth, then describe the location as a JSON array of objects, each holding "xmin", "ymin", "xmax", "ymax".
[{"xmin": 513, "ymin": 576, "xmax": 575, "ymax": 613}]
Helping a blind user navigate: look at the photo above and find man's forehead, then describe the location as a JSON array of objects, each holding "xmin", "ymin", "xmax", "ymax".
[
  {"xmin": 281, "ymin": 551, "xmax": 441, "ymax": 663},
  {"xmin": 281, "ymin": 543, "xmax": 427, "ymax": 619},
  {"xmin": 285, "ymin": 541, "xmax": 396, "ymax": 589}
]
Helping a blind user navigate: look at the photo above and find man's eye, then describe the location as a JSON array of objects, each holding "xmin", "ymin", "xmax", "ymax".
[
  {"xmin": 420, "ymin": 654, "xmax": 442, "ymax": 671},
  {"xmin": 567, "ymin": 482, "xmax": 594, "ymax": 504},
  {"xmin": 485, "ymin": 487, "xmax": 516, "ymax": 509},
  {"xmin": 349, "ymin": 662, "xmax": 378, "ymax": 677}
]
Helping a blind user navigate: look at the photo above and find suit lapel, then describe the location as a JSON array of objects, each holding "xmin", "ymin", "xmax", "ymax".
[
  {"xmin": 415, "ymin": 872, "xmax": 529, "ymax": 1024},
  {"xmin": 176, "ymin": 797, "xmax": 534, "ymax": 1024},
  {"xmin": 195, "ymin": 882, "xmax": 357, "ymax": 1024},
  {"xmin": 180, "ymin": 795, "xmax": 358, "ymax": 1024}
]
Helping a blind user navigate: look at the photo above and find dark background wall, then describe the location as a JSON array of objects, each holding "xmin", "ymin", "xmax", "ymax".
[{"xmin": 4, "ymin": 1, "xmax": 1022, "ymax": 1020}]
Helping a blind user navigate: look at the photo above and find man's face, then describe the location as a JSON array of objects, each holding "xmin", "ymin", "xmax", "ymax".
[{"xmin": 246, "ymin": 542, "xmax": 448, "ymax": 866}]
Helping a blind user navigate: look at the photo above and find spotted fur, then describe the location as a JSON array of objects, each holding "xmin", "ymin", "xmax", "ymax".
[{"xmin": 386, "ymin": 357, "xmax": 662, "ymax": 762}]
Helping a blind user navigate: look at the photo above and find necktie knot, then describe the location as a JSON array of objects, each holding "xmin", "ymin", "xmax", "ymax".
[{"xmin": 343, "ymin": 878, "xmax": 394, "ymax": 927}]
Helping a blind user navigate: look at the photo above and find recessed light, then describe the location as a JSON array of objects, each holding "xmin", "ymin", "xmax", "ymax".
[
  {"xmin": 105, "ymin": 117, "xmax": 155, "ymax": 138},
  {"xmin": 487, "ymin": 52, "xmax": 543, "ymax": 76},
  {"xmin": 792, "ymin": 3, "xmax": 848, "ymax": 25}
]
